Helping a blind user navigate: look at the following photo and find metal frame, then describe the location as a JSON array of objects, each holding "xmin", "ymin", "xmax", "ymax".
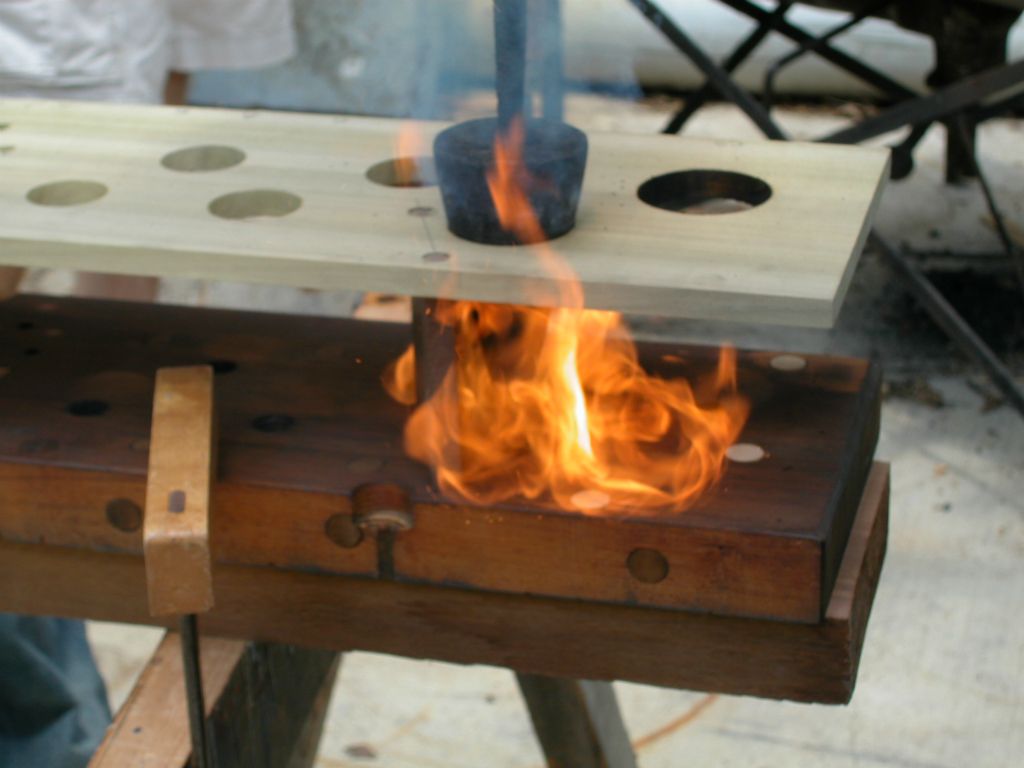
[{"xmin": 622, "ymin": 0, "xmax": 1024, "ymax": 416}]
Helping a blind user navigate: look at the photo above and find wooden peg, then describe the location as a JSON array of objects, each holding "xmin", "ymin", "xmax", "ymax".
[{"xmin": 144, "ymin": 366, "xmax": 216, "ymax": 617}]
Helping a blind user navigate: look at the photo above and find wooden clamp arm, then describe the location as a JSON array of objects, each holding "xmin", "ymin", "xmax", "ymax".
[{"xmin": 144, "ymin": 366, "xmax": 216, "ymax": 617}]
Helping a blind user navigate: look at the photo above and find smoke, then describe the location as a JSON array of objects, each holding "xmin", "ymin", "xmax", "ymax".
[{"xmin": 187, "ymin": 0, "xmax": 643, "ymax": 119}]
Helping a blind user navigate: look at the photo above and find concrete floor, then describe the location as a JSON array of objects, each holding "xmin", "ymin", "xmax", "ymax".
[{"xmin": 72, "ymin": 95, "xmax": 1024, "ymax": 767}]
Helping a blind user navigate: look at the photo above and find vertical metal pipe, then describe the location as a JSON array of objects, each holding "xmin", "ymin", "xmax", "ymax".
[
  {"xmin": 179, "ymin": 614, "xmax": 211, "ymax": 768},
  {"xmin": 538, "ymin": 0, "xmax": 565, "ymax": 122},
  {"xmin": 495, "ymin": 0, "xmax": 529, "ymax": 131}
]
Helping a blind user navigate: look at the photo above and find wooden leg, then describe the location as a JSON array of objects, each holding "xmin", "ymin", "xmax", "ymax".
[
  {"xmin": 89, "ymin": 632, "xmax": 339, "ymax": 768},
  {"xmin": 516, "ymin": 673, "xmax": 637, "ymax": 768},
  {"xmin": 0, "ymin": 266, "xmax": 24, "ymax": 301}
]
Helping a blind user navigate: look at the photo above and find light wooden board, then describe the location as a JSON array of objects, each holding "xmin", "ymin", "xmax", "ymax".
[{"xmin": 0, "ymin": 99, "xmax": 889, "ymax": 327}]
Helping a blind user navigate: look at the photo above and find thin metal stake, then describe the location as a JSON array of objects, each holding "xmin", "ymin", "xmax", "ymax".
[{"xmin": 180, "ymin": 614, "xmax": 211, "ymax": 768}]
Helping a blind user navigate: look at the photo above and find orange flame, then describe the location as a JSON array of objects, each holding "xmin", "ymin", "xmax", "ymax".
[
  {"xmin": 394, "ymin": 125, "xmax": 424, "ymax": 187},
  {"xmin": 384, "ymin": 120, "xmax": 748, "ymax": 514}
]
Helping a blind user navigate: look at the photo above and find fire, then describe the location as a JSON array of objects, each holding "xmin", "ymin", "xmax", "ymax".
[
  {"xmin": 394, "ymin": 125, "xmax": 425, "ymax": 187},
  {"xmin": 384, "ymin": 120, "xmax": 748, "ymax": 514}
]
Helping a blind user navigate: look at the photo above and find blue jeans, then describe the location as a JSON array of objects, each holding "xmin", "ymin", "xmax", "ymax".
[{"xmin": 0, "ymin": 616, "xmax": 110, "ymax": 768}]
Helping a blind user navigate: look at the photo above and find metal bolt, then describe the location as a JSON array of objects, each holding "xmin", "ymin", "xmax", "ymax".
[{"xmin": 352, "ymin": 484, "xmax": 413, "ymax": 531}]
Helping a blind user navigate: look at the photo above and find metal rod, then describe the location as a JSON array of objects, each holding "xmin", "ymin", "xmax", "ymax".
[
  {"xmin": 822, "ymin": 58, "xmax": 1024, "ymax": 145},
  {"xmin": 628, "ymin": 0, "xmax": 787, "ymax": 140},
  {"xmin": 663, "ymin": 0, "xmax": 794, "ymax": 134},
  {"xmin": 763, "ymin": 0, "xmax": 892, "ymax": 110},
  {"xmin": 412, "ymin": 297, "xmax": 456, "ymax": 405},
  {"xmin": 180, "ymin": 614, "xmax": 211, "ymax": 768},
  {"xmin": 717, "ymin": 0, "xmax": 916, "ymax": 100},
  {"xmin": 495, "ymin": 0, "xmax": 529, "ymax": 131},
  {"xmin": 950, "ymin": 117, "xmax": 1024, "ymax": 298},
  {"xmin": 873, "ymin": 233, "xmax": 1024, "ymax": 417},
  {"xmin": 539, "ymin": 0, "xmax": 565, "ymax": 122}
]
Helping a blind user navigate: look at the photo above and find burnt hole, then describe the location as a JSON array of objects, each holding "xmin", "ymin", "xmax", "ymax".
[
  {"xmin": 167, "ymin": 490, "xmax": 186, "ymax": 514},
  {"xmin": 638, "ymin": 170, "xmax": 771, "ymax": 215},
  {"xmin": 252, "ymin": 413, "xmax": 295, "ymax": 433},
  {"xmin": 365, "ymin": 157, "xmax": 438, "ymax": 188},
  {"xmin": 67, "ymin": 400, "xmax": 110, "ymax": 417},
  {"xmin": 17, "ymin": 321, "xmax": 34, "ymax": 330},
  {"xmin": 208, "ymin": 359, "xmax": 237, "ymax": 374}
]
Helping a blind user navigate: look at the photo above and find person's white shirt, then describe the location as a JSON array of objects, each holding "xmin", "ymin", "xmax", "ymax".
[{"xmin": 0, "ymin": 0, "xmax": 295, "ymax": 103}]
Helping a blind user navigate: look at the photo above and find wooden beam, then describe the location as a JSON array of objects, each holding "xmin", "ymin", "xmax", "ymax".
[
  {"xmin": 517, "ymin": 674, "xmax": 637, "ymax": 768},
  {"xmin": 0, "ymin": 296, "xmax": 880, "ymax": 624},
  {"xmin": 144, "ymin": 366, "xmax": 216, "ymax": 616},
  {"xmin": 89, "ymin": 633, "xmax": 339, "ymax": 768},
  {"xmin": 0, "ymin": 98, "xmax": 888, "ymax": 327},
  {"xmin": 0, "ymin": 464, "xmax": 888, "ymax": 704}
]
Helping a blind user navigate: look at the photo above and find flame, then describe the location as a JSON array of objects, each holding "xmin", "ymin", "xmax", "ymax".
[
  {"xmin": 384, "ymin": 120, "xmax": 748, "ymax": 514},
  {"xmin": 394, "ymin": 125, "xmax": 424, "ymax": 187}
]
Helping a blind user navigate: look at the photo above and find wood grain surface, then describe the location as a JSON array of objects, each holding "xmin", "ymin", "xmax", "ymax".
[
  {"xmin": 0, "ymin": 296, "xmax": 879, "ymax": 622},
  {"xmin": 0, "ymin": 99, "xmax": 888, "ymax": 327},
  {"xmin": 0, "ymin": 463, "xmax": 889, "ymax": 704},
  {"xmin": 144, "ymin": 366, "xmax": 216, "ymax": 616}
]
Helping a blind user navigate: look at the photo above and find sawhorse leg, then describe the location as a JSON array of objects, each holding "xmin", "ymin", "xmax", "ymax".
[{"xmin": 517, "ymin": 673, "xmax": 637, "ymax": 768}]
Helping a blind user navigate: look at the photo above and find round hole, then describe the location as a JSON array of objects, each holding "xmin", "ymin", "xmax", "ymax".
[
  {"xmin": 23, "ymin": 348, "xmax": 40, "ymax": 357},
  {"xmin": 27, "ymin": 180, "xmax": 108, "ymax": 207},
  {"xmin": 627, "ymin": 548, "xmax": 669, "ymax": 584},
  {"xmin": 365, "ymin": 157, "xmax": 438, "ymax": 188},
  {"xmin": 106, "ymin": 498, "xmax": 142, "ymax": 533},
  {"xmin": 161, "ymin": 145, "xmax": 246, "ymax": 172},
  {"xmin": 0, "ymin": 146, "xmax": 13, "ymax": 155},
  {"xmin": 252, "ymin": 413, "xmax": 295, "ymax": 433},
  {"xmin": 207, "ymin": 359, "xmax": 237, "ymax": 374},
  {"xmin": 726, "ymin": 443, "xmax": 766, "ymax": 463},
  {"xmin": 347, "ymin": 457, "xmax": 384, "ymax": 474},
  {"xmin": 637, "ymin": 170, "xmax": 771, "ymax": 215},
  {"xmin": 570, "ymin": 489, "xmax": 610, "ymax": 511},
  {"xmin": 17, "ymin": 321, "xmax": 33, "ymax": 330},
  {"xmin": 67, "ymin": 399, "xmax": 110, "ymax": 417},
  {"xmin": 208, "ymin": 189, "xmax": 302, "ymax": 220},
  {"xmin": 770, "ymin": 354, "xmax": 807, "ymax": 372},
  {"xmin": 324, "ymin": 513, "xmax": 364, "ymax": 549},
  {"xmin": 422, "ymin": 251, "xmax": 450, "ymax": 263}
]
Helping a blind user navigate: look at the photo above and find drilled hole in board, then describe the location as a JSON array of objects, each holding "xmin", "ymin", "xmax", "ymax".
[
  {"xmin": 17, "ymin": 321, "xmax": 33, "ymax": 330},
  {"xmin": 726, "ymin": 443, "xmax": 766, "ymax": 463},
  {"xmin": 27, "ymin": 180, "xmax": 108, "ymax": 207},
  {"xmin": 67, "ymin": 399, "xmax": 110, "ymax": 417},
  {"xmin": 366, "ymin": 157, "xmax": 438, "ymax": 188},
  {"xmin": 207, "ymin": 359, "xmax": 237, "ymax": 374},
  {"xmin": 23, "ymin": 348, "xmax": 40, "ymax": 357},
  {"xmin": 161, "ymin": 145, "xmax": 245, "ymax": 172},
  {"xmin": 638, "ymin": 170, "xmax": 771, "ymax": 215},
  {"xmin": 252, "ymin": 413, "xmax": 295, "ymax": 433},
  {"xmin": 209, "ymin": 189, "xmax": 302, "ymax": 220}
]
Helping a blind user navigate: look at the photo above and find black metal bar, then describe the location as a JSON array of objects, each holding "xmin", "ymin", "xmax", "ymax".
[
  {"xmin": 763, "ymin": 0, "xmax": 892, "ymax": 109},
  {"xmin": 663, "ymin": 1, "xmax": 794, "ymax": 134},
  {"xmin": 717, "ymin": 0, "xmax": 916, "ymax": 100},
  {"xmin": 495, "ymin": 0, "xmax": 529, "ymax": 131},
  {"xmin": 540, "ymin": 0, "xmax": 565, "ymax": 122},
  {"xmin": 822, "ymin": 58, "xmax": 1024, "ymax": 145},
  {"xmin": 628, "ymin": 0, "xmax": 787, "ymax": 139},
  {"xmin": 950, "ymin": 117, "xmax": 1024, "ymax": 298},
  {"xmin": 873, "ymin": 233, "xmax": 1024, "ymax": 417},
  {"xmin": 180, "ymin": 614, "xmax": 211, "ymax": 768},
  {"xmin": 412, "ymin": 297, "xmax": 456, "ymax": 404}
]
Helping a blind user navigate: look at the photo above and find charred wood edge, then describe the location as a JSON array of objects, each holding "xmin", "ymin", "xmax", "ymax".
[
  {"xmin": 818, "ymin": 358, "xmax": 882, "ymax": 619},
  {"xmin": 0, "ymin": 464, "xmax": 889, "ymax": 705},
  {"xmin": 517, "ymin": 674, "xmax": 637, "ymax": 768},
  {"xmin": 89, "ymin": 632, "xmax": 339, "ymax": 768}
]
